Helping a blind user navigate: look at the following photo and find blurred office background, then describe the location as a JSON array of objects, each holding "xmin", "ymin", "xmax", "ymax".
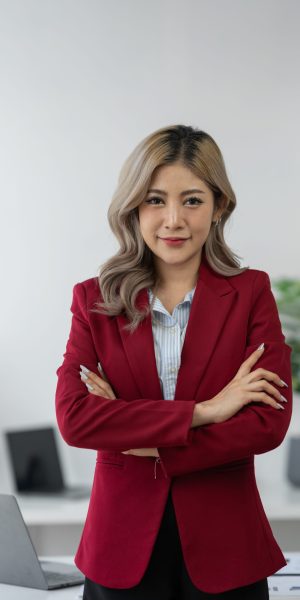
[{"xmin": 0, "ymin": 0, "xmax": 299, "ymax": 555}]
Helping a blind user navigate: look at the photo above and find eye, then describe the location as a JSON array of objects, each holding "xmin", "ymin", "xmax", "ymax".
[
  {"xmin": 185, "ymin": 196, "xmax": 203, "ymax": 205},
  {"xmin": 145, "ymin": 196, "xmax": 203, "ymax": 206}
]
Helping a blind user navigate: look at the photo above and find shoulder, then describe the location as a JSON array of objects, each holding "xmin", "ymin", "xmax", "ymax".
[
  {"xmin": 71, "ymin": 276, "xmax": 102, "ymax": 310},
  {"xmin": 225, "ymin": 267, "xmax": 271, "ymax": 293},
  {"xmin": 75, "ymin": 276, "xmax": 100, "ymax": 294}
]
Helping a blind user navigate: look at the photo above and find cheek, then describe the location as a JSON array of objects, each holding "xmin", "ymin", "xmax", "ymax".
[
  {"xmin": 137, "ymin": 219, "xmax": 153, "ymax": 245},
  {"xmin": 138, "ymin": 212, "xmax": 157, "ymax": 235},
  {"xmin": 191, "ymin": 215, "xmax": 212, "ymax": 235}
]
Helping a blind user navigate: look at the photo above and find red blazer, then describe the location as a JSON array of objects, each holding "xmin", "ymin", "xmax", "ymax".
[{"xmin": 55, "ymin": 254, "xmax": 293, "ymax": 594}]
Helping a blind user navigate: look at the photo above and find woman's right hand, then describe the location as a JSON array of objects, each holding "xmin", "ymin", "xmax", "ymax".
[
  {"xmin": 198, "ymin": 344, "xmax": 288, "ymax": 425},
  {"xmin": 80, "ymin": 363, "xmax": 117, "ymax": 399}
]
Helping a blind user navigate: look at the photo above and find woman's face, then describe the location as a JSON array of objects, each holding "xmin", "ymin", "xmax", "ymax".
[{"xmin": 138, "ymin": 162, "xmax": 219, "ymax": 272}]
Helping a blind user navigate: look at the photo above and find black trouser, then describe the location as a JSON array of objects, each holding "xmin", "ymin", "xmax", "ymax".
[{"xmin": 83, "ymin": 489, "xmax": 269, "ymax": 600}]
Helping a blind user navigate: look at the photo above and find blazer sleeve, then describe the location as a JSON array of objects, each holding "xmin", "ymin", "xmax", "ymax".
[
  {"xmin": 55, "ymin": 282, "xmax": 197, "ymax": 451},
  {"xmin": 157, "ymin": 270, "xmax": 293, "ymax": 478}
]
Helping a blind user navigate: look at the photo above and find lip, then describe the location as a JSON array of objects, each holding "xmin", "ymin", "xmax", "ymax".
[{"xmin": 159, "ymin": 237, "xmax": 190, "ymax": 245}]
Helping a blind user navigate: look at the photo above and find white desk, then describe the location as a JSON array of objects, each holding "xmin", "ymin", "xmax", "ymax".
[
  {"xmin": 258, "ymin": 481, "xmax": 300, "ymax": 552},
  {"xmin": 0, "ymin": 583, "xmax": 83, "ymax": 599},
  {"xmin": 1, "ymin": 556, "xmax": 300, "ymax": 599},
  {"xmin": 0, "ymin": 587, "xmax": 297, "ymax": 600},
  {"xmin": 16, "ymin": 495, "xmax": 89, "ymax": 555},
  {"xmin": 0, "ymin": 557, "xmax": 84, "ymax": 600}
]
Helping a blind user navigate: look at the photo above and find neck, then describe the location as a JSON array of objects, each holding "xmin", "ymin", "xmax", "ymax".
[{"xmin": 153, "ymin": 255, "xmax": 201, "ymax": 291}]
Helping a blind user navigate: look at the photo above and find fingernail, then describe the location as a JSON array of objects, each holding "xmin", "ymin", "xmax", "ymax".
[
  {"xmin": 86, "ymin": 383, "xmax": 93, "ymax": 391},
  {"xmin": 280, "ymin": 395, "xmax": 288, "ymax": 403},
  {"xmin": 80, "ymin": 372, "xmax": 88, "ymax": 381},
  {"xmin": 280, "ymin": 379, "xmax": 288, "ymax": 387},
  {"xmin": 276, "ymin": 403, "xmax": 285, "ymax": 410},
  {"xmin": 97, "ymin": 362, "xmax": 103, "ymax": 373},
  {"xmin": 80, "ymin": 364, "xmax": 90, "ymax": 374},
  {"xmin": 257, "ymin": 343, "xmax": 264, "ymax": 351}
]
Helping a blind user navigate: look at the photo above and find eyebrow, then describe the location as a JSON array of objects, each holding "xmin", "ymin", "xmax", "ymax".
[{"xmin": 147, "ymin": 188, "xmax": 206, "ymax": 196}]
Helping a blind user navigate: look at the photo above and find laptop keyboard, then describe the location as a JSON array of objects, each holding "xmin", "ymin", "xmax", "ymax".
[
  {"xmin": 44, "ymin": 570, "xmax": 83, "ymax": 587},
  {"xmin": 46, "ymin": 571, "xmax": 81, "ymax": 580}
]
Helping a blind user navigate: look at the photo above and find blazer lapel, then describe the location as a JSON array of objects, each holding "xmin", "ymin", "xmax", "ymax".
[
  {"xmin": 116, "ymin": 255, "xmax": 237, "ymax": 402},
  {"xmin": 116, "ymin": 290, "xmax": 162, "ymax": 400},
  {"xmin": 174, "ymin": 258, "xmax": 237, "ymax": 401}
]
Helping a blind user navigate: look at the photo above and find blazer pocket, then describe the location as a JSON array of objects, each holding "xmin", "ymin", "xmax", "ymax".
[{"xmin": 96, "ymin": 451, "xmax": 125, "ymax": 469}]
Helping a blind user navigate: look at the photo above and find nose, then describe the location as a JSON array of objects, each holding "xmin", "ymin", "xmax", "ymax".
[{"xmin": 163, "ymin": 204, "xmax": 184, "ymax": 227}]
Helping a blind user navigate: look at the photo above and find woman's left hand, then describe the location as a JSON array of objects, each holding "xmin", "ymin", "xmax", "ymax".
[
  {"xmin": 122, "ymin": 448, "xmax": 159, "ymax": 457},
  {"xmin": 80, "ymin": 364, "xmax": 159, "ymax": 458}
]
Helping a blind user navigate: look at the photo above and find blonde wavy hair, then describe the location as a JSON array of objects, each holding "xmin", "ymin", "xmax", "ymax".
[{"xmin": 90, "ymin": 124, "xmax": 249, "ymax": 333}]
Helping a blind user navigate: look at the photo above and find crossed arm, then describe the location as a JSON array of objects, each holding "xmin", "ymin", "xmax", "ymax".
[{"xmin": 55, "ymin": 272, "xmax": 293, "ymax": 478}]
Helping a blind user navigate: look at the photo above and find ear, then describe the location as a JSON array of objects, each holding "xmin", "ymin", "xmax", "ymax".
[
  {"xmin": 212, "ymin": 208, "xmax": 223, "ymax": 222},
  {"xmin": 213, "ymin": 194, "xmax": 227, "ymax": 221}
]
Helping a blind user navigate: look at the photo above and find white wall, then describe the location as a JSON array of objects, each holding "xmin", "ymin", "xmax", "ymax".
[{"xmin": 1, "ymin": 0, "xmax": 299, "ymax": 493}]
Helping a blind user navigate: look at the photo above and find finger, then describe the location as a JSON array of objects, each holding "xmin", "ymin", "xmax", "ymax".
[
  {"xmin": 80, "ymin": 367, "xmax": 114, "ymax": 397},
  {"xmin": 127, "ymin": 449, "xmax": 152, "ymax": 456},
  {"xmin": 237, "ymin": 345, "xmax": 265, "ymax": 377},
  {"xmin": 247, "ymin": 368, "xmax": 286, "ymax": 389},
  {"xmin": 248, "ymin": 380, "xmax": 288, "ymax": 403},
  {"xmin": 96, "ymin": 366, "xmax": 116, "ymax": 396},
  {"xmin": 97, "ymin": 362, "xmax": 108, "ymax": 381},
  {"xmin": 88, "ymin": 384, "xmax": 115, "ymax": 399},
  {"xmin": 80, "ymin": 373, "xmax": 113, "ymax": 398},
  {"xmin": 87, "ymin": 370, "xmax": 109, "ymax": 388},
  {"xmin": 237, "ymin": 348, "xmax": 287, "ymax": 389},
  {"xmin": 247, "ymin": 391, "xmax": 285, "ymax": 410},
  {"xmin": 89, "ymin": 371, "xmax": 115, "ymax": 398},
  {"xmin": 85, "ymin": 383, "xmax": 111, "ymax": 398}
]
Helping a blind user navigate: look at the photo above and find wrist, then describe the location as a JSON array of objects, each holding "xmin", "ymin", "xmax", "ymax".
[{"xmin": 192, "ymin": 400, "xmax": 216, "ymax": 427}]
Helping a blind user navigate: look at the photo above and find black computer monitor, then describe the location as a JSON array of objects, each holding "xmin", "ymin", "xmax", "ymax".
[{"xmin": 5, "ymin": 426, "xmax": 65, "ymax": 493}]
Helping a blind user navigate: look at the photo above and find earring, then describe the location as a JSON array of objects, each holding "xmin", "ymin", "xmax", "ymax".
[{"xmin": 214, "ymin": 218, "xmax": 221, "ymax": 226}]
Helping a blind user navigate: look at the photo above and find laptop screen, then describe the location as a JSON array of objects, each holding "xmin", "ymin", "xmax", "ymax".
[{"xmin": 5, "ymin": 427, "xmax": 65, "ymax": 492}]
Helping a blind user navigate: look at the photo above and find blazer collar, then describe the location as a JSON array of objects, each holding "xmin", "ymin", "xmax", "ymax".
[{"xmin": 116, "ymin": 254, "xmax": 237, "ymax": 401}]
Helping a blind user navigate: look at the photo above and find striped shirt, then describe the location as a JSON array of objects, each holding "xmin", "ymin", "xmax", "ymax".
[{"xmin": 147, "ymin": 286, "xmax": 196, "ymax": 400}]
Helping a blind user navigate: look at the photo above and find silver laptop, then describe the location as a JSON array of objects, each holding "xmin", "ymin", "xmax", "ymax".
[{"xmin": 0, "ymin": 494, "xmax": 84, "ymax": 589}]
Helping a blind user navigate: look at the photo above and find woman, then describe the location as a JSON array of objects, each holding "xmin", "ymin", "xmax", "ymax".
[{"xmin": 55, "ymin": 125, "xmax": 292, "ymax": 599}]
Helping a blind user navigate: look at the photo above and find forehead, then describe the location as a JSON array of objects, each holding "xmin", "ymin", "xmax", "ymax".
[{"xmin": 149, "ymin": 163, "xmax": 209, "ymax": 191}]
